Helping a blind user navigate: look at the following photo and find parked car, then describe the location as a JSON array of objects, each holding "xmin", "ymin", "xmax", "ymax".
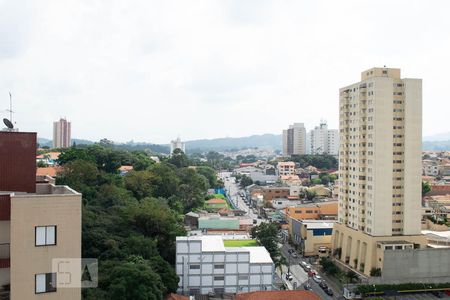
[
  {"xmin": 288, "ymin": 249, "xmax": 294, "ymax": 254},
  {"xmin": 319, "ymin": 281, "xmax": 328, "ymax": 290},
  {"xmin": 325, "ymin": 288, "xmax": 334, "ymax": 296},
  {"xmin": 291, "ymin": 252, "xmax": 298, "ymax": 259},
  {"xmin": 303, "ymin": 283, "xmax": 312, "ymax": 290},
  {"xmin": 285, "ymin": 273, "xmax": 293, "ymax": 281},
  {"xmin": 313, "ymin": 275, "xmax": 322, "ymax": 283},
  {"xmin": 300, "ymin": 261, "xmax": 308, "ymax": 269}
]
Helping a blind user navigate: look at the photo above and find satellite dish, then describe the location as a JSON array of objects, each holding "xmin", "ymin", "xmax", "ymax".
[{"xmin": 3, "ymin": 118, "xmax": 13, "ymax": 129}]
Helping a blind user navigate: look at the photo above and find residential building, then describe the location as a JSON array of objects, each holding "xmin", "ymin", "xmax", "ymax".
[
  {"xmin": 285, "ymin": 201, "xmax": 338, "ymax": 222},
  {"xmin": 176, "ymin": 236, "xmax": 274, "ymax": 296},
  {"xmin": 0, "ymin": 131, "xmax": 82, "ymax": 300},
  {"xmin": 307, "ymin": 121, "xmax": 339, "ymax": 155},
  {"xmin": 52, "ymin": 118, "xmax": 71, "ymax": 148},
  {"xmin": 282, "ymin": 123, "xmax": 306, "ymax": 156},
  {"xmin": 170, "ymin": 137, "xmax": 186, "ymax": 154},
  {"xmin": 271, "ymin": 199, "xmax": 302, "ymax": 210},
  {"xmin": 260, "ymin": 186, "xmax": 290, "ymax": 201},
  {"xmin": 332, "ymin": 67, "xmax": 427, "ymax": 276},
  {"xmin": 422, "ymin": 160, "xmax": 439, "ymax": 176},
  {"xmin": 291, "ymin": 220, "xmax": 335, "ymax": 256},
  {"xmin": 277, "ymin": 162, "xmax": 296, "ymax": 176}
]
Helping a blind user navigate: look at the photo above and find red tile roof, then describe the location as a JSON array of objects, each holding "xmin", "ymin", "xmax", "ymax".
[
  {"xmin": 36, "ymin": 166, "xmax": 61, "ymax": 177},
  {"xmin": 164, "ymin": 294, "xmax": 189, "ymax": 300},
  {"xmin": 206, "ymin": 198, "xmax": 226, "ymax": 204},
  {"xmin": 236, "ymin": 290, "xmax": 322, "ymax": 300}
]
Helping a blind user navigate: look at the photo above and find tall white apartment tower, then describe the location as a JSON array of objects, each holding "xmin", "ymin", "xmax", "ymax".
[
  {"xmin": 52, "ymin": 118, "xmax": 71, "ymax": 148},
  {"xmin": 170, "ymin": 137, "xmax": 186, "ymax": 154},
  {"xmin": 308, "ymin": 121, "xmax": 339, "ymax": 156},
  {"xmin": 332, "ymin": 67, "xmax": 426, "ymax": 276},
  {"xmin": 282, "ymin": 123, "xmax": 306, "ymax": 156}
]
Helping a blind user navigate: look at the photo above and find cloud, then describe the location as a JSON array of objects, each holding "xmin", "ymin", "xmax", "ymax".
[{"xmin": 0, "ymin": 0, "xmax": 449, "ymax": 143}]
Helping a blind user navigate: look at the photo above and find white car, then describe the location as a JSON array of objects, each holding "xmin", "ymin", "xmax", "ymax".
[{"xmin": 313, "ymin": 275, "xmax": 322, "ymax": 283}]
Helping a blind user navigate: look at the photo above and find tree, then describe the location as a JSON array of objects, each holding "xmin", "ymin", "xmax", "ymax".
[
  {"xmin": 250, "ymin": 223, "xmax": 283, "ymax": 266},
  {"xmin": 240, "ymin": 175, "xmax": 253, "ymax": 188},
  {"xmin": 311, "ymin": 178, "xmax": 322, "ymax": 185},
  {"xmin": 422, "ymin": 181, "xmax": 431, "ymax": 196},
  {"xmin": 346, "ymin": 270, "xmax": 358, "ymax": 283},
  {"xmin": 123, "ymin": 171, "xmax": 157, "ymax": 200},
  {"xmin": 132, "ymin": 152, "xmax": 154, "ymax": 171},
  {"xmin": 167, "ymin": 148, "xmax": 189, "ymax": 168},
  {"xmin": 320, "ymin": 257, "xmax": 339, "ymax": 276},
  {"xmin": 305, "ymin": 190, "xmax": 317, "ymax": 201},
  {"xmin": 196, "ymin": 166, "xmax": 218, "ymax": 188},
  {"xmin": 370, "ymin": 267, "xmax": 381, "ymax": 277}
]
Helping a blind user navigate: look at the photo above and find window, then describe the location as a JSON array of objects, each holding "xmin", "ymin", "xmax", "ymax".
[
  {"xmin": 189, "ymin": 264, "xmax": 200, "ymax": 270},
  {"xmin": 214, "ymin": 264, "xmax": 224, "ymax": 269},
  {"xmin": 35, "ymin": 273, "xmax": 57, "ymax": 294},
  {"xmin": 238, "ymin": 275, "xmax": 249, "ymax": 280},
  {"xmin": 35, "ymin": 226, "xmax": 56, "ymax": 246},
  {"xmin": 214, "ymin": 276, "xmax": 225, "ymax": 281}
]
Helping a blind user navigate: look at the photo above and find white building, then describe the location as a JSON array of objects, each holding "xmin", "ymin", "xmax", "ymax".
[
  {"xmin": 176, "ymin": 236, "xmax": 274, "ymax": 296},
  {"xmin": 277, "ymin": 161, "xmax": 296, "ymax": 176},
  {"xmin": 307, "ymin": 121, "xmax": 339, "ymax": 155},
  {"xmin": 170, "ymin": 137, "xmax": 186, "ymax": 154},
  {"xmin": 282, "ymin": 123, "xmax": 306, "ymax": 156}
]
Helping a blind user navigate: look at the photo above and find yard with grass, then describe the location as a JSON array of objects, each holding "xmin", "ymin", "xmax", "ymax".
[{"xmin": 223, "ymin": 239, "xmax": 259, "ymax": 247}]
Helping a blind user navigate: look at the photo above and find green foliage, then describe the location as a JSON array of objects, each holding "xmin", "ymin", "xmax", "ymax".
[
  {"xmin": 311, "ymin": 178, "xmax": 322, "ymax": 185},
  {"xmin": 250, "ymin": 223, "xmax": 283, "ymax": 267},
  {"xmin": 196, "ymin": 166, "xmax": 219, "ymax": 188},
  {"xmin": 305, "ymin": 190, "xmax": 317, "ymax": 200},
  {"xmin": 56, "ymin": 145, "xmax": 214, "ymax": 299},
  {"xmin": 319, "ymin": 257, "xmax": 339, "ymax": 276},
  {"xmin": 370, "ymin": 267, "xmax": 382, "ymax": 277},
  {"xmin": 240, "ymin": 174, "xmax": 253, "ymax": 188},
  {"xmin": 422, "ymin": 181, "xmax": 432, "ymax": 196},
  {"xmin": 290, "ymin": 154, "xmax": 338, "ymax": 170},
  {"xmin": 167, "ymin": 148, "xmax": 189, "ymax": 168}
]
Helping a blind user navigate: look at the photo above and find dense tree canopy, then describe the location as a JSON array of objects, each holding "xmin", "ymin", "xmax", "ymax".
[
  {"xmin": 55, "ymin": 145, "xmax": 215, "ymax": 299},
  {"xmin": 290, "ymin": 154, "xmax": 338, "ymax": 170}
]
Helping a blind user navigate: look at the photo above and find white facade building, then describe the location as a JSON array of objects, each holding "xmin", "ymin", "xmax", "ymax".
[
  {"xmin": 307, "ymin": 121, "xmax": 339, "ymax": 156},
  {"xmin": 176, "ymin": 236, "xmax": 274, "ymax": 296},
  {"xmin": 170, "ymin": 137, "xmax": 186, "ymax": 154},
  {"xmin": 53, "ymin": 118, "xmax": 71, "ymax": 148}
]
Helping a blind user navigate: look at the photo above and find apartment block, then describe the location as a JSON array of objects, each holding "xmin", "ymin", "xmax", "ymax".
[
  {"xmin": 307, "ymin": 121, "xmax": 339, "ymax": 156},
  {"xmin": 291, "ymin": 220, "xmax": 335, "ymax": 257},
  {"xmin": 53, "ymin": 118, "xmax": 71, "ymax": 148},
  {"xmin": 170, "ymin": 137, "xmax": 186, "ymax": 154},
  {"xmin": 332, "ymin": 67, "xmax": 426, "ymax": 276},
  {"xmin": 176, "ymin": 236, "xmax": 274, "ymax": 296},
  {"xmin": 282, "ymin": 123, "xmax": 306, "ymax": 156},
  {"xmin": 0, "ymin": 131, "xmax": 81, "ymax": 300}
]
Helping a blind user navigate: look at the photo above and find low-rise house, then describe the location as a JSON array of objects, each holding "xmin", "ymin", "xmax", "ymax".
[
  {"xmin": 36, "ymin": 151, "xmax": 61, "ymax": 166},
  {"xmin": 235, "ymin": 290, "xmax": 321, "ymax": 300},
  {"xmin": 271, "ymin": 198, "xmax": 302, "ymax": 210},
  {"xmin": 285, "ymin": 201, "xmax": 338, "ymax": 222},
  {"xmin": 119, "ymin": 165, "xmax": 133, "ymax": 176},
  {"xmin": 176, "ymin": 236, "xmax": 274, "ymax": 296},
  {"xmin": 205, "ymin": 198, "xmax": 228, "ymax": 210}
]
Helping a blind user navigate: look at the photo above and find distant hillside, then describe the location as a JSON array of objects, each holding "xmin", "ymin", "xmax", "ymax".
[
  {"xmin": 37, "ymin": 138, "xmax": 94, "ymax": 148},
  {"xmin": 185, "ymin": 134, "xmax": 282, "ymax": 153},
  {"xmin": 423, "ymin": 140, "xmax": 450, "ymax": 151}
]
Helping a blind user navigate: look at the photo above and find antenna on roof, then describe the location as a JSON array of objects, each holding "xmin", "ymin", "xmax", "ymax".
[{"xmin": 6, "ymin": 92, "xmax": 14, "ymax": 124}]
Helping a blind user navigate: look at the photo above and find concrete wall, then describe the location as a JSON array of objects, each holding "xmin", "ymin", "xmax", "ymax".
[{"xmin": 372, "ymin": 248, "xmax": 450, "ymax": 284}]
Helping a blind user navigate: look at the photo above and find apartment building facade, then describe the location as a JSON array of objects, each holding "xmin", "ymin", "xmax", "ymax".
[
  {"xmin": 176, "ymin": 236, "xmax": 274, "ymax": 296},
  {"xmin": 332, "ymin": 67, "xmax": 426, "ymax": 276},
  {"xmin": 277, "ymin": 162, "xmax": 296, "ymax": 176},
  {"xmin": 53, "ymin": 118, "xmax": 71, "ymax": 148},
  {"xmin": 307, "ymin": 121, "xmax": 339, "ymax": 156},
  {"xmin": 0, "ymin": 131, "xmax": 81, "ymax": 300},
  {"xmin": 282, "ymin": 123, "xmax": 306, "ymax": 156}
]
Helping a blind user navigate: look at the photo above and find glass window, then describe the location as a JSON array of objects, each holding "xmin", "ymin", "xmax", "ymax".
[
  {"xmin": 35, "ymin": 273, "xmax": 56, "ymax": 294},
  {"xmin": 35, "ymin": 226, "xmax": 57, "ymax": 246}
]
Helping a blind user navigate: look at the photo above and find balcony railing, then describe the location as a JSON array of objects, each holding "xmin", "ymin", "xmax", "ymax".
[{"xmin": 0, "ymin": 244, "xmax": 10, "ymax": 269}]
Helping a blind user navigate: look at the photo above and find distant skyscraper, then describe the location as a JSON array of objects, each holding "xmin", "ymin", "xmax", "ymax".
[
  {"xmin": 170, "ymin": 137, "xmax": 185, "ymax": 153},
  {"xmin": 332, "ymin": 67, "xmax": 426, "ymax": 276},
  {"xmin": 282, "ymin": 123, "xmax": 306, "ymax": 156},
  {"xmin": 307, "ymin": 121, "xmax": 339, "ymax": 155},
  {"xmin": 53, "ymin": 118, "xmax": 71, "ymax": 148}
]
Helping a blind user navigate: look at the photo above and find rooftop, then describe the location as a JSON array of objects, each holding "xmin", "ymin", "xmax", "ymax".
[
  {"xmin": 377, "ymin": 240, "xmax": 413, "ymax": 245},
  {"xmin": 206, "ymin": 198, "xmax": 226, "ymax": 204},
  {"xmin": 236, "ymin": 290, "xmax": 321, "ymax": 300},
  {"xmin": 302, "ymin": 220, "xmax": 335, "ymax": 229}
]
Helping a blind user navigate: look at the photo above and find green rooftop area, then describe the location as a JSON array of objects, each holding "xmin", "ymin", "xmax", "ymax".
[{"xmin": 223, "ymin": 239, "xmax": 259, "ymax": 247}]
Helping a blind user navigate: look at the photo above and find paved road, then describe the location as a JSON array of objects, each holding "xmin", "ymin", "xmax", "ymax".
[{"xmin": 279, "ymin": 244, "xmax": 339, "ymax": 300}]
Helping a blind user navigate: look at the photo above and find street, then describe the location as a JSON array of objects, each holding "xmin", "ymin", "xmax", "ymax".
[{"xmin": 279, "ymin": 244, "xmax": 338, "ymax": 300}]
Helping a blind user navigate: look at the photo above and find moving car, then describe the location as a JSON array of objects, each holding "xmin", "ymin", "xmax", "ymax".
[
  {"xmin": 313, "ymin": 275, "xmax": 322, "ymax": 283},
  {"xmin": 324, "ymin": 288, "xmax": 334, "ymax": 296},
  {"xmin": 319, "ymin": 281, "xmax": 328, "ymax": 290}
]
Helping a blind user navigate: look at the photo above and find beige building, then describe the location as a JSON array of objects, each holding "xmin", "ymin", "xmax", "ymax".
[
  {"xmin": 277, "ymin": 161, "xmax": 296, "ymax": 176},
  {"xmin": 332, "ymin": 67, "xmax": 426, "ymax": 276},
  {"xmin": 282, "ymin": 123, "xmax": 306, "ymax": 156},
  {"xmin": 0, "ymin": 131, "xmax": 81, "ymax": 300},
  {"xmin": 53, "ymin": 118, "xmax": 71, "ymax": 148}
]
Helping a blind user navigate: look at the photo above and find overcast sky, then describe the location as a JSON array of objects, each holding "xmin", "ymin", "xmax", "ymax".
[{"xmin": 1, "ymin": 0, "xmax": 449, "ymax": 143}]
